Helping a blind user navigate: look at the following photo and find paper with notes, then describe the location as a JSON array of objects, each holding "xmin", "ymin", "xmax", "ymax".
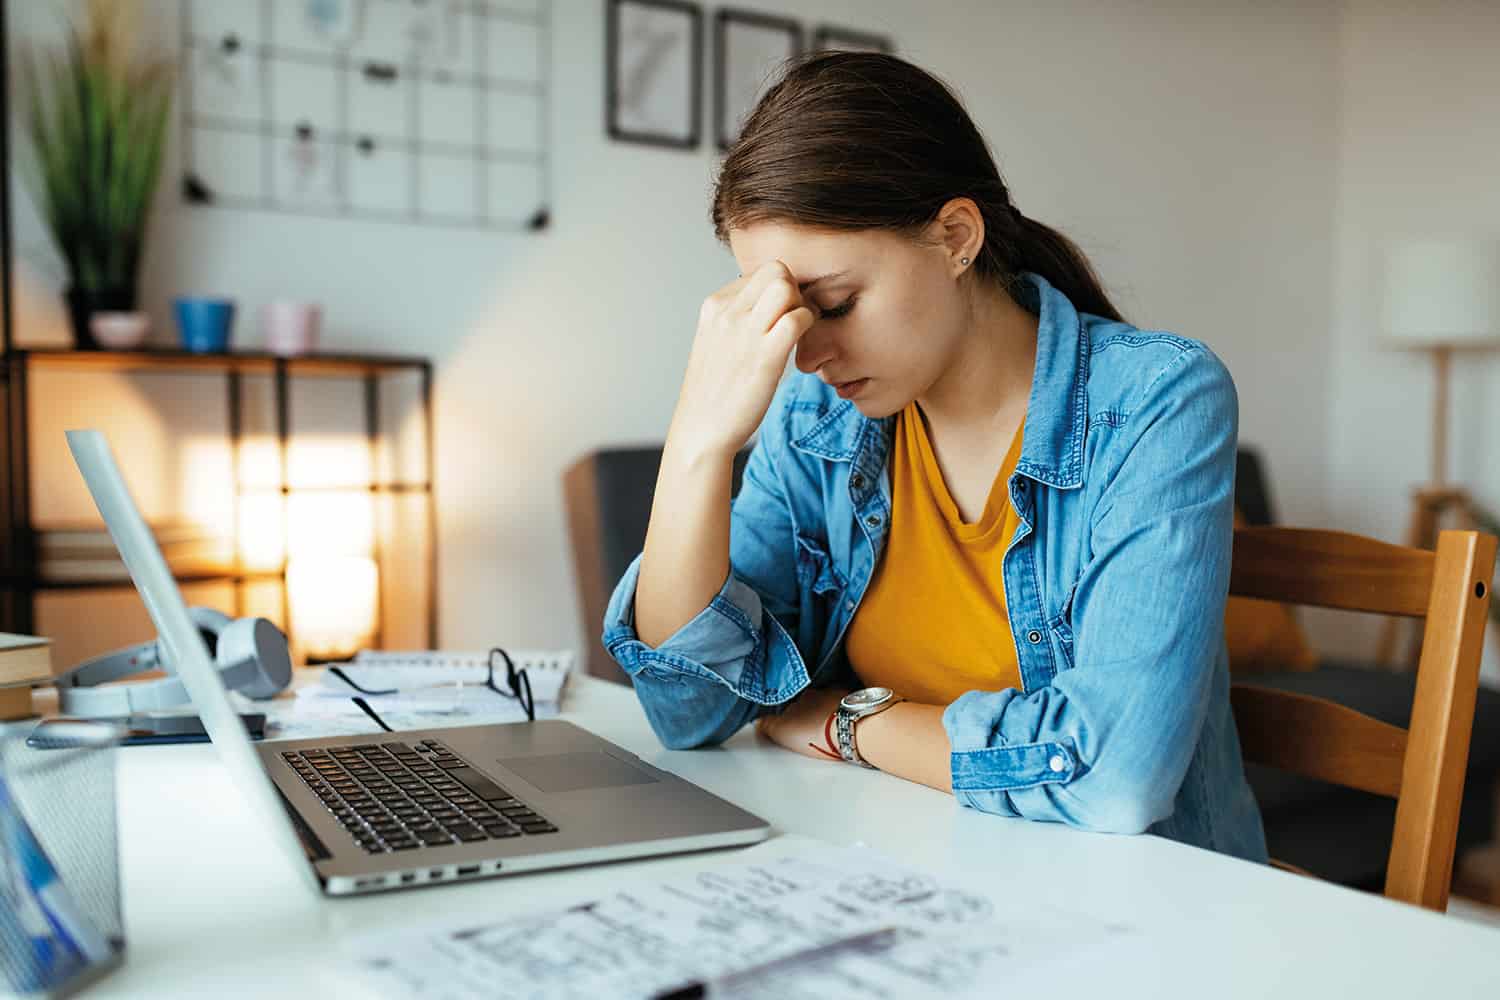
[{"xmin": 342, "ymin": 838, "xmax": 1130, "ymax": 999}]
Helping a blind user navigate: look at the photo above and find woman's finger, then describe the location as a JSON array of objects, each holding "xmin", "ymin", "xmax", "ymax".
[
  {"xmin": 765, "ymin": 305, "xmax": 816, "ymax": 350},
  {"xmin": 732, "ymin": 259, "xmax": 794, "ymax": 313},
  {"xmin": 747, "ymin": 273, "xmax": 802, "ymax": 335}
]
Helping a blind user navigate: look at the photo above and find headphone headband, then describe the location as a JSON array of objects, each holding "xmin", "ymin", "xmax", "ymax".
[{"xmin": 56, "ymin": 607, "xmax": 291, "ymax": 717}]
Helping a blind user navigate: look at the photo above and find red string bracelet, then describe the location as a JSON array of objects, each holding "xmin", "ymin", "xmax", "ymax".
[{"xmin": 808, "ymin": 707, "xmax": 843, "ymax": 760}]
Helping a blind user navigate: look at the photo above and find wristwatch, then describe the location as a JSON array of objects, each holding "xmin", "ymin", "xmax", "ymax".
[{"xmin": 836, "ymin": 687, "xmax": 904, "ymax": 768}]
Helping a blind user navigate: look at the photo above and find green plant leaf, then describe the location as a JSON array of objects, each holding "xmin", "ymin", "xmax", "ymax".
[{"xmin": 22, "ymin": 8, "xmax": 173, "ymax": 293}]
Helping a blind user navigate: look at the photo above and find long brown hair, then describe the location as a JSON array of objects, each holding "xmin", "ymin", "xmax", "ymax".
[{"xmin": 712, "ymin": 52, "xmax": 1123, "ymax": 322}]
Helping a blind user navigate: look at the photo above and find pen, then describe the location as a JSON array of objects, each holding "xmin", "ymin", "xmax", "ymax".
[{"xmin": 651, "ymin": 925, "xmax": 902, "ymax": 999}]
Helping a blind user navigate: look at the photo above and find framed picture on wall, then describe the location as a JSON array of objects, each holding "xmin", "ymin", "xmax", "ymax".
[
  {"xmin": 606, "ymin": 0, "xmax": 703, "ymax": 149},
  {"xmin": 810, "ymin": 25, "xmax": 894, "ymax": 54},
  {"xmin": 714, "ymin": 9, "xmax": 802, "ymax": 151}
]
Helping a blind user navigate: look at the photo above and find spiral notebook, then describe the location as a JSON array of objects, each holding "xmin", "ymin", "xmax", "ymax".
[{"xmin": 332, "ymin": 649, "xmax": 573, "ymax": 706}]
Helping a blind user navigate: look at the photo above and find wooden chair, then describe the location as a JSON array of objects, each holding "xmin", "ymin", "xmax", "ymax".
[{"xmin": 1229, "ymin": 526, "xmax": 1497, "ymax": 910}]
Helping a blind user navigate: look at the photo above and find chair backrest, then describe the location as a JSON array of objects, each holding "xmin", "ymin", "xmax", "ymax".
[
  {"xmin": 1235, "ymin": 446, "xmax": 1278, "ymax": 527},
  {"xmin": 563, "ymin": 446, "xmax": 750, "ymax": 684},
  {"xmin": 1229, "ymin": 525, "xmax": 1497, "ymax": 909}
]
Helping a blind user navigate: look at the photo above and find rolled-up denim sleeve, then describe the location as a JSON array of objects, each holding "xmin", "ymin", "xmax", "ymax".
[
  {"xmin": 602, "ymin": 384, "xmax": 815, "ymax": 749},
  {"xmin": 942, "ymin": 346, "xmax": 1238, "ymax": 834}
]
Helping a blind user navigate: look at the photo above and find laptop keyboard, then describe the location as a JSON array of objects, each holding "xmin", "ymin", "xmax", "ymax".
[{"xmin": 281, "ymin": 739, "xmax": 558, "ymax": 854}]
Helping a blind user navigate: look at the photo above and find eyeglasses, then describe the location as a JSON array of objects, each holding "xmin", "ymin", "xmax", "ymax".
[
  {"xmin": 489, "ymin": 647, "xmax": 535, "ymax": 722},
  {"xmin": 331, "ymin": 647, "xmax": 535, "ymax": 728}
]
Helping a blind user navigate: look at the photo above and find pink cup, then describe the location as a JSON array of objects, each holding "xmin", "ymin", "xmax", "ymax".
[{"xmin": 261, "ymin": 300, "xmax": 322, "ymax": 356}]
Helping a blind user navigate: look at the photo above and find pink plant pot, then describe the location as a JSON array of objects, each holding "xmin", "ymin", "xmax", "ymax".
[{"xmin": 261, "ymin": 300, "xmax": 322, "ymax": 356}]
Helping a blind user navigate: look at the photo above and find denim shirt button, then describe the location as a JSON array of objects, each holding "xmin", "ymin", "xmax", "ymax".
[
  {"xmin": 850, "ymin": 473, "xmax": 866, "ymax": 490},
  {"xmin": 845, "ymin": 600, "xmax": 856, "ymax": 612},
  {"xmin": 1048, "ymin": 754, "xmax": 1067, "ymax": 773},
  {"xmin": 865, "ymin": 513, "xmax": 882, "ymax": 528},
  {"xmin": 1027, "ymin": 629, "xmax": 1042, "ymax": 644}
]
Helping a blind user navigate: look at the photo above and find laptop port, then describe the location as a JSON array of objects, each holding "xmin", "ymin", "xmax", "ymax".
[
  {"xmin": 354, "ymin": 876, "xmax": 384, "ymax": 890},
  {"xmin": 400, "ymin": 873, "xmax": 416, "ymax": 884},
  {"xmin": 457, "ymin": 864, "xmax": 480, "ymax": 876},
  {"xmin": 429, "ymin": 868, "xmax": 444, "ymax": 879}
]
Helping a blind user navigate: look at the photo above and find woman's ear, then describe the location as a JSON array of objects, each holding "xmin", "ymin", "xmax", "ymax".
[{"xmin": 933, "ymin": 197, "xmax": 984, "ymax": 274}]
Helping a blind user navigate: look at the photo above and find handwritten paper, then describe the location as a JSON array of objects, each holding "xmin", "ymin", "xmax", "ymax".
[{"xmin": 343, "ymin": 840, "xmax": 1130, "ymax": 999}]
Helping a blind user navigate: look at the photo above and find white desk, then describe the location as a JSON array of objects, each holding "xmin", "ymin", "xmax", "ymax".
[{"xmin": 92, "ymin": 676, "xmax": 1499, "ymax": 996}]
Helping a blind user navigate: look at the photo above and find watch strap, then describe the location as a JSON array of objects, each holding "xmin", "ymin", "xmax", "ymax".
[
  {"xmin": 835, "ymin": 705, "xmax": 876, "ymax": 768},
  {"xmin": 837, "ymin": 694, "xmax": 902, "ymax": 769}
]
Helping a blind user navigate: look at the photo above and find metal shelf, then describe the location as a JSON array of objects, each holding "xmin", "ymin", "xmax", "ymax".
[
  {"xmin": 0, "ymin": 348, "xmax": 438, "ymax": 649},
  {"xmin": 12, "ymin": 346, "xmax": 430, "ymax": 378},
  {"xmin": 4, "ymin": 569, "xmax": 286, "ymax": 592}
]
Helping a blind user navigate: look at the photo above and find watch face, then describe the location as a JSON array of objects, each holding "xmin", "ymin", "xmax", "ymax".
[{"xmin": 842, "ymin": 687, "xmax": 893, "ymax": 711}]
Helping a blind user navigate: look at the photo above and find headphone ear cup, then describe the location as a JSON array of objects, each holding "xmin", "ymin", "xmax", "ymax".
[
  {"xmin": 215, "ymin": 617, "xmax": 293, "ymax": 699},
  {"xmin": 187, "ymin": 606, "xmax": 233, "ymax": 657},
  {"xmin": 188, "ymin": 606, "xmax": 233, "ymax": 631}
]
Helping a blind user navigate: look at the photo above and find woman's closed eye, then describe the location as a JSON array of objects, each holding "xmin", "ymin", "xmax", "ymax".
[{"xmin": 818, "ymin": 297, "xmax": 856, "ymax": 320}]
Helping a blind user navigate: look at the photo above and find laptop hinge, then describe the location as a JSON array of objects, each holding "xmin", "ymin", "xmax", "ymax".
[{"xmin": 276, "ymin": 787, "xmax": 333, "ymax": 862}]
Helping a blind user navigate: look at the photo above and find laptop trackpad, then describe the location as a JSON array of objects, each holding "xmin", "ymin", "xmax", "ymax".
[{"xmin": 498, "ymin": 751, "xmax": 659, "ymax": 793}]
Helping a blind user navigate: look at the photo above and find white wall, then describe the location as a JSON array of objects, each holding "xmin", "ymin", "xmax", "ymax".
[
  {"xmin": 1328, "ymin": 0, "xmax": 1500, "ymax": 681},
  {"xmin": 9, "ymin": 0, "xmax": 1342, "ymax": 667}
]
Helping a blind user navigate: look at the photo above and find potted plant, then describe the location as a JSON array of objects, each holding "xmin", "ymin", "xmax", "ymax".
[{"xmin": 21, "ymin": 0, "xmax": 172, "ymax": 350}]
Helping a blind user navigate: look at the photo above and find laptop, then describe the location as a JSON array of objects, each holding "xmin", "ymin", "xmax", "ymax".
[{"xmin": 66, "ymin": 429, "xmax": 771, "ymax": 896}]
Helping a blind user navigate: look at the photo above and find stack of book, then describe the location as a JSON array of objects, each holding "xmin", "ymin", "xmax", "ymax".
[
  {"xmin": 36, "ymin": 520, "xmax": 235, "ymax": 583},
  {"xmin": 0, "ymin": 633, "xmax": 54, "ymax": 721}
]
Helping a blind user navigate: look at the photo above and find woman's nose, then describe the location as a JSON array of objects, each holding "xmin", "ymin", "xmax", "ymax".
[{"xmin": 794, "ymin": 326, "xmax": 835, "ymax": 375}]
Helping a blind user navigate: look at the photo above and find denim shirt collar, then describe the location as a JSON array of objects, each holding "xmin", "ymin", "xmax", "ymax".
[{"xmin": 790, "ymin": 271, "xmax": 1088, "ymax": 490}]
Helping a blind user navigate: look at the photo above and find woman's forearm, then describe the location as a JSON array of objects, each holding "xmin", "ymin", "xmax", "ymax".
[
  {"xmin": 855, "ymin": 702, "xmax": 953, "ymax": 794},
  {"xmin": 633, "ymin": 436, "xmax": 738, "ymax": 649}
]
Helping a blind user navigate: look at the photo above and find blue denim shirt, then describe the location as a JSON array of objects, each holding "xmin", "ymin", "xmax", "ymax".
[{"xmin": 604, "ymin": 272, "xmax": 1268, "ymax": 862}]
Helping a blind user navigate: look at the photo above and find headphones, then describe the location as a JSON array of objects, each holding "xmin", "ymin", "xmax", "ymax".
[{"xmin": 56, "ymin": 606, "xmax": 293, "ymax": 717}]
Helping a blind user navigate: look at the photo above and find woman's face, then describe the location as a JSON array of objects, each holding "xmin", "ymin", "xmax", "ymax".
[{"xmin": 728, "ymin": 222, "xmax": 970, "ymax": 419}]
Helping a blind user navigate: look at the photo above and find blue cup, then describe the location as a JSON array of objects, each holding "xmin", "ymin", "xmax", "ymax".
[{"xmin": 173, "ymin": 297, "xmax": 235, "ymax": 353}]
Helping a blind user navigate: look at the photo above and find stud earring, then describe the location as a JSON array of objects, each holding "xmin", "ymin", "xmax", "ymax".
[{"xmin": 959, "ymin": 256, "xmax": 970, "ymax": 267}]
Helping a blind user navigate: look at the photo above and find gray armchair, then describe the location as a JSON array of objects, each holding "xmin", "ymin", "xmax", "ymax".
[{"xmin": 563, "ymin": 447, "xmax": 749, "ymax": 686}]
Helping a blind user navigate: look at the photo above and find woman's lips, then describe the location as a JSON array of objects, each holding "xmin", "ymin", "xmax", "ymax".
[{"xmin": 835, "ymin": 378, "xmax": 870, "ymax": 399}]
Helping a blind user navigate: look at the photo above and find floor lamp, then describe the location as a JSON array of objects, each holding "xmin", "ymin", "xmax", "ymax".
[{"xmin": 1375, "ymin": 238, "xmax": 1500, "ymax": 668}]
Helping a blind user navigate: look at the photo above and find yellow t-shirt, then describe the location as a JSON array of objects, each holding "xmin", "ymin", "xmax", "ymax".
[{"xmin": 844, "ymin": 402, "xmax": 1027, "ymax": 705}]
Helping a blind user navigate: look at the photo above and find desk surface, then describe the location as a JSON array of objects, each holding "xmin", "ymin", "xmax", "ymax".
[{"xmin": 94, "ymin": 675, "xmax": 1499, "ymax": 997}]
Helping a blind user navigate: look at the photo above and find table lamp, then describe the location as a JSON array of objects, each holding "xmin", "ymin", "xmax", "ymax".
[
  {"xmin": 1375, "ymin": 238, "xmax": 1500, "ymax": 665},
  {"xmin": 1380, "ymin": 238, "xmax": 1500, "ymax": 485}
]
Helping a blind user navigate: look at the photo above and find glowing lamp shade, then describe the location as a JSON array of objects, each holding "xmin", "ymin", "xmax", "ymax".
[{"xmin": 287, "ymin": 555, "xmax": 378, "ymax": 661}]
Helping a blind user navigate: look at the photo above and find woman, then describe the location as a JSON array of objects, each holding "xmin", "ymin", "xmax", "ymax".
[{"xmin": 602, "ymin": 52, "xmax": 1266, "ymax": 862}]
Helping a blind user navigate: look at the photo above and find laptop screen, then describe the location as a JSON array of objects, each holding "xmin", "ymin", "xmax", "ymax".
[{"xmin": 65, "ymin": 429, "xmax": 318, "ymax": 893}]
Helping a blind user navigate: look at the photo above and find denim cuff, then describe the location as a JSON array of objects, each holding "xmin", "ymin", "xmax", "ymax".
[
  {"xmin": 942, "ymin": 690, "xmax": 1081, "ymax": 813},
  {"xmin": 602, "ymin": 555, "xmax": 808, "ymax": 705}
]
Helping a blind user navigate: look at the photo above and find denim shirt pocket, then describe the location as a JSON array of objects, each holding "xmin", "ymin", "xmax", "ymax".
[
  {"xmin": 794, "ymin": 532, "xmax": 845, "ymax": 597},
  {"xmin": 793, "ymin": 532, "xmax": 847, "ymax": 661},
  {"xmin": 1047, "ymin": 583, "xmax": 1077, "ymax": 673}
]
